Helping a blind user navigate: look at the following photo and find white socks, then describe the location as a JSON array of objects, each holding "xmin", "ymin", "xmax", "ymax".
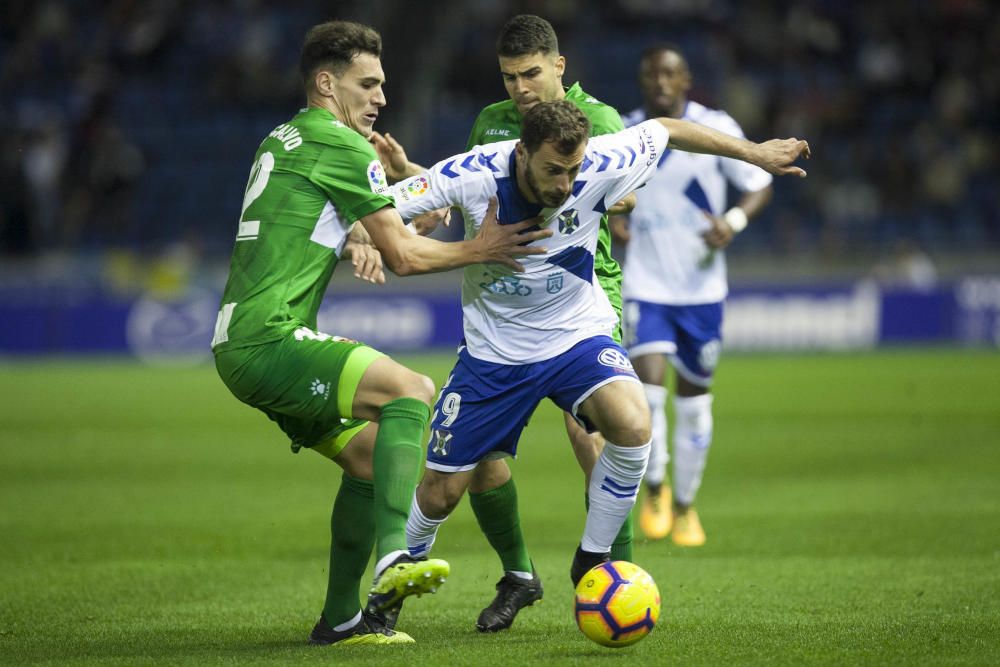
[
  {"xmin": 405, "ymin": 493, "xmax": 446, "ymax": 560},
  {"xmin": 643, "ymin": 383, "xmax": 669, "ymax": 487},
  {"xmin": 672, "ymin": 394, "xmax": 714, "ymax": 506},
  {"xmin": 582, "ymin": 441, "xmax": 650, "ymax": 553}
]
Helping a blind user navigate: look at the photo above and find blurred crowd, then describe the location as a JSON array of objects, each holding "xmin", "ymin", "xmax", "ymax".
[{"xmin": 1, "ymin": 0, "xmax": 997, "ymax": 273}]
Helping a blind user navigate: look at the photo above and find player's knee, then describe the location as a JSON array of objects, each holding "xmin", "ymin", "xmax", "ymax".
[
  {"xmin": 416, "ymin": 475, "xmax": 464, "ymax": 519},
  {"xmin": 603, "ymin": 400, "xmax": 652, "ymax": 446},
  {"xmin": 389, "ymin": 370, "xmax": 436, "ymax": 407}
]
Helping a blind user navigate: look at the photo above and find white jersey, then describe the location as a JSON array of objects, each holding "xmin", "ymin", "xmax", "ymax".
[
  {"xmin": 621, "ymin": 102, "xmax": 772, "ymax": 305},
  {"xmin": 391, "ymin": 120, "xmax": 671, "ymax": 364}
]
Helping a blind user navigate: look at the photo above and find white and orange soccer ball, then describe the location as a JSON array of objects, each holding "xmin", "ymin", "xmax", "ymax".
[{"xmin": 574, "ymin": 560, "xmax": 660, "ymax": 648}]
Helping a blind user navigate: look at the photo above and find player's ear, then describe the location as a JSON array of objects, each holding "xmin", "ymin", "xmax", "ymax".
[
  {"xmin": 553, "ymin": 55, "xmax": 566, "ymax": 78},
  {"xmin": 315, "ymin": 69, "xmax": 336, "ymax": 97}
]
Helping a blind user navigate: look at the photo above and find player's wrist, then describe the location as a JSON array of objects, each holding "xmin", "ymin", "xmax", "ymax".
[{"xmin": 723, "ymin": 207, "xmax": 748, "ymax": 234}]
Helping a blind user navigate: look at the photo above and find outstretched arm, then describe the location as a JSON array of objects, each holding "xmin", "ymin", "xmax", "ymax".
[
  {"xmin": 369, "ymin": 131, "xmax": 426, "ymax": 181},
  {"xmin": 657, "ymin": 118, "xmax": 810, "ymax": 177},
  {"xmin": 360, "ymin": 197, "xmax": 552, "ymax": 276}
]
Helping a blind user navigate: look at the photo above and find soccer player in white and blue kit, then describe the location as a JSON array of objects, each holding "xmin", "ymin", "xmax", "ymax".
[
  {"xmin": 393, "ymin": 100, "xmax": 807, "ymax": 606},
  {"xmin": 616, "ymin": 45, "xmax": 777, "ymax": 546}
]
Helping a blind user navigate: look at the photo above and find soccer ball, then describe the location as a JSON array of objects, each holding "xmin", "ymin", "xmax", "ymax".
[{"xmin": 574, "ymin": 560, "xmax": 660, "ymax": 648}]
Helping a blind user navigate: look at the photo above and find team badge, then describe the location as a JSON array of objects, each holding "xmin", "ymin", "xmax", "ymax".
[
  {"xmin": 431, "ymin": 429, "xmax": 452, "ymax": 457},
  {"xmin": 546, "ymin": 272, "xmax": 564, "ymax": 294},
  {"xmin": 558, "ymin": 209, "xmax": 580, "ymax": 234},
  {"xmin": 367, "ymin": 160, "xmax": 389, "ymax": 195},
  {"xmin": 407, "ymin": 176, "xmax": 429, "ymax": 196}
]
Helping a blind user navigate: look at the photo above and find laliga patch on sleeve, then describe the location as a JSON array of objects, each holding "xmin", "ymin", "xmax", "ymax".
[{"xmin": 367, "ymin": 160, "xmax": 389, "ymax": 195}]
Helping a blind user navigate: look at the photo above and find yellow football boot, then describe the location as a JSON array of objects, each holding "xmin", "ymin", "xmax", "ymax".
[
  {"xmin": 671, "ymin": 506, "xmax": 706, "ymax": 547},
  {"xmin": 639, "ymin": 485, "xmax": 673, "ymax": 540}
]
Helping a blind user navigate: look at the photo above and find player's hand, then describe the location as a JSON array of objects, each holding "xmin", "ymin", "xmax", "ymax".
[
  {"xmin": 345, "ymin": 239, "xmax": 386, "ymax": 284},
  {"xmin": 411, "ymin": 207, "xmax": 452, "ymax": 235},
  {"xmin": 701, "ymin": 211, "xmax": 735, "ymax": 249},
  {"xmin": 751, "ymin": 138, "xmax": 811, "ymax": 177},
  {"xmin": 607, "ymin": 192, "xmax": 637, "ymax": 216},
  {"xmin": 474, "ymin": 197, "xmax": 552, "ymax": 272},
  {"xmin": 369, "ymin": 131, "xmax": 411, "ymax": 181}
]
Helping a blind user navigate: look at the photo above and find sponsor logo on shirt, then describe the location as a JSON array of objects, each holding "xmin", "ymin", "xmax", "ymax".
[
  {"xmin": 640, "ymin": 125, "xmax": 659, "ymax": 166},
  {"xmin": 483, "ymin": 128, "xmax": 511, "ymax": 137},
  {"xmin": 479, "ymin": 271, "xmax": 531, "ymax": 296},
  {"xmin": 367, "ymin": 160, "xmax": 389, "ymax": 195}
]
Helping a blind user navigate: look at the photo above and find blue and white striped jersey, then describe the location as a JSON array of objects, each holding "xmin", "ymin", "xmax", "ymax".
[
  {"xmin": 621, "ymin": 102, "xmax": 772, "ymax": 305},
  {"xmin": 391, "ymin": 120, "xmax": 670, "ymax": 364}
]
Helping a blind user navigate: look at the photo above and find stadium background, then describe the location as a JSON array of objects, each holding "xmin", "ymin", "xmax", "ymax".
[{"xmin": 1, "ymin": 1, "xmax": 998, "ymax": 665}]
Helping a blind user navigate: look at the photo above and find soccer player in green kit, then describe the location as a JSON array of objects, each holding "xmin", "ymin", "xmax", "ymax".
[
  {"xmin": 372, "ymin": 14, "xmax": 639, "ymax": 633},
  {"xmin": 211, "ymin": 20, "xmax": 550, "ymax": 646}
]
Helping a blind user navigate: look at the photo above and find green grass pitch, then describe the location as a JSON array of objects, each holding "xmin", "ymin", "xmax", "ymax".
[{"xmin": 1, "ymin": 349, "xmax": 998, "ymax": 665}]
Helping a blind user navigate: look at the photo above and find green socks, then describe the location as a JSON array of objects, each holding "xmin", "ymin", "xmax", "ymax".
[
  {"xmin": 585, "ymin": 492, "xmax": 635, "ymax": 561},
  {"xmin": 372, "ymin": 397, "xmax": 430, "ymax": 559},
  {"xmin": 323, "ymin": 473, "xmax": 375, "ymax": 626},
  {"xmin": 470, "ymin": 478, "xmax": 533, "ymax": 573}
]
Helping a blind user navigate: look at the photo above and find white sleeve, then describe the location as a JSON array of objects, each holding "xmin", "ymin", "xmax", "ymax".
[
  {"xmin": 586, "ymin": 120, "xmax": 670, "ymax": 209},
  {"xmin": 389, "ymin": 149, "xmax": 489, "ymax": 220},
  {"xmin": 714, "ymin": 113, "xmax": 773, "ymax": 193}
]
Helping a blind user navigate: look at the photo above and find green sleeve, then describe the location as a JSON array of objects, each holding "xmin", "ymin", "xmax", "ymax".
[
  {"xmin": 589, "ymin": 106, "xmax": 625, "ymax": 137},
  {"xmin": 465, "ymin": 112, "xmax": 486, "ymax": 151},
  {"xmin": 310, "ymin": 142, "xmax": 394, "ymax": 224}
]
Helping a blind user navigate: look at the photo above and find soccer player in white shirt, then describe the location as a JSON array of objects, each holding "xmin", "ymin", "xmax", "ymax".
[
  {"xmin": 393, "ymin": 100, "xmax": 807, "ymax": 622},
  {"xmin": 614, "ymin": 45, "xmax": 777, "ymax": 546}
]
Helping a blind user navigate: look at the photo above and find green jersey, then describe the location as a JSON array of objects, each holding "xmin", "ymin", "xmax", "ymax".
[
  {"xmin": 465, "ymin": 82, "xmax": 625, "ymax": 290},
  {"xmin": 212, "ymin": 107, "xmax": 393, "ymax": 353}
]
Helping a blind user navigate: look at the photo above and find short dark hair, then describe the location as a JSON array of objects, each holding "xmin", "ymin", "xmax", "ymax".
[
  {"xmin": 496, "ymin": 15, "xmax": 559, "ymax": 58},
  {"xmin": 300, "ymin": 21, "xmax": 382, "ymax": 83},
  {"xmin": 640, "ymin": 43, "xmax": 686, "ymax": 64},
  {"xmin": 521, "ymin": 101, "xmax": 590, "ymax": 154}
]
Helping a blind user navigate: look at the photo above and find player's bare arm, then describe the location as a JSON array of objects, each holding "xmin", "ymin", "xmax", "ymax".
[
  {"xmin": 702, "ymin": 185, "xmax": 773, "ymax": 249},
  {"xmin": 656, "ymin": 117, "xmax": 810, "ymax": 177},
  {"xmin": 360, "ymin": 196, "xmax": 551, "ymax": 275}
]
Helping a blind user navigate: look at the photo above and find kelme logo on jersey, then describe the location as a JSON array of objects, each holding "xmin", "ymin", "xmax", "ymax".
[
  {"xmin": 558, "ymin": 209, "xmax": 580, "ymax": 234},
  {"xmin": 407, "ymin": 176, "xmax": 429, "ymax": 197},
  {"xmin": 310, "ymin": 378, "xmax": 331, "ymax": 400},
  {"xmin": 367, "ymin": 160, "xmax": 389, "ymax": 195},
  {"xmin": 484, "ymin": 128, "xmax": 511, "ymax": 137},
  {"xmin": 598, "ymin": 348, "xmax": 635, "ymax": 373}
]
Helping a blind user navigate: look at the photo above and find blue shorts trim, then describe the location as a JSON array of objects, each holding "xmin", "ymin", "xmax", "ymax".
[
  {"xmin": 425, "ymin": 337, "xmax": 640, "ymax": 472},
  {"xmin": 624, "ymin": 300, "xmax": 724, "ymax": 386}
]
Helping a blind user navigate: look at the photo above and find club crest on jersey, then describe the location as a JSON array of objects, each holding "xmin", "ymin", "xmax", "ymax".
[
  {"xmin": 598, "ymin": 348, "xmax": 634, "ymax": 373},
  {"xmin": 558, "ymin": 209, "xmax": 580, "ymax": 234},
  {"xmin": 407, "ymin": 176, "xmax": 429, "ymax": 197},
  {"xmin": 431, "ymin": 429, "xmax": 452, "ymax": 457},
  {"xmin": 546, "ymin": 272, "xmax": 564, "ymax": 294},
  {"xmin": 367, "ymin": 160, "xmax": 389, "ymax": 195}
]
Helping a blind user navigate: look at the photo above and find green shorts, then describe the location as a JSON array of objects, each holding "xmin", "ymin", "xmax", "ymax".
[
  {"xmin": 597, "ymin": 271, "xmax": 624, "ymax": 345},
  {"xmin": 214, "ymin": 327, "xmax": 383, "ymax": 456}
]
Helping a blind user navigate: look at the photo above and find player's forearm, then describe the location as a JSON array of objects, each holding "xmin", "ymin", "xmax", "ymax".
[
  {"xmin": 360, "ymin": 206, "xmax": 481, "ymax": 276},
  {"xmin": 384, "ymin": 234, "xmax": 484, "ymax": 276},
  {"xmin": 737, "ymin": 185, "xmax": 773, "ymax": 220},
  {"xmin": 657, "ymin": 117, "xmax": 755, "ymax": 163}
]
